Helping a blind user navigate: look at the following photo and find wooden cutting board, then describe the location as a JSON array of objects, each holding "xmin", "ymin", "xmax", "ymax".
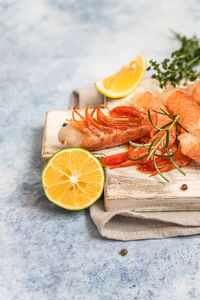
[{"xmin": 42, "ymin": 110, "xmax": 200, "ymax": 212}]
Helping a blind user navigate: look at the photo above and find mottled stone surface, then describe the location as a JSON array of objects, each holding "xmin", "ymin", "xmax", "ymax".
[{"xmin": 1, "ymin": 0, "xmax": 200, "ymax": 299}]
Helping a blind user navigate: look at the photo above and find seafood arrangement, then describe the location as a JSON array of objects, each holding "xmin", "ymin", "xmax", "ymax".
[
  {"xmin": 42, "ymin": 31, "xmax": 200, "ymax": 212},
  {"xmin": 58, "ymin": 31, "xmax": 200, "ymax": 183},
  {"xmin": 58, "ymin": 80, "xmax": 200, "ymax": 181}
]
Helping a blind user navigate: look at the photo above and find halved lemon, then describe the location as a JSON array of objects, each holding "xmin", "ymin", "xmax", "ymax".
[
  {"xmin": 95, "ymin": 53, "xmax": 146, "ymax": 98},
  {"xmin": 42, "ymin": 148, "xmax": 105, "ymax": 210}
]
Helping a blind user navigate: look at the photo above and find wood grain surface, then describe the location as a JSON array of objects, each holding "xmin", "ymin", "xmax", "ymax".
[{"xmin": 42, "ymin": 110, "xmax": 200, "ymax": 212}]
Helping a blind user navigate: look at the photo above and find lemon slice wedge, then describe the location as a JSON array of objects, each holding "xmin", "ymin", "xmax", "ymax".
[{"xmin": 95, "ymin": 53, "xmax": 146, "ymax": 99}]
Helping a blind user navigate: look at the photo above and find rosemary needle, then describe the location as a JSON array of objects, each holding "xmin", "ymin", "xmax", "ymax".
[{"xmin": 127, "ymin": 109, "xmax": 188, "ymax": 182}]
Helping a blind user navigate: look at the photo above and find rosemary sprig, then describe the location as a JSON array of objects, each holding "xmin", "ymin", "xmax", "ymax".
[
  {"xmin": 147, "ymin": 31, "xmax": 200, "ymax": 88},
  {"xmin": 127, "ymin": 109, "xmax": 188, "ymax": 182}
]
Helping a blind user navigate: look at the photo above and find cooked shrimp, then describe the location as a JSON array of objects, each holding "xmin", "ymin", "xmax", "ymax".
[
  {"xmin": 138, "ymin": 148, "xmax": 191, "ymax": 175},
  {"xmin": 159, "ymin": 80, "xmax": 200, "ymax": 106},
  {"xmin": 184, "ymin": 80, "xmax": 200, "ymax": 105},
  {"xmin": 162, "ymin": 88, "xmax": 200, "ymax": 163},
  {"xmin": 101, "ymin": 91, "xmax": 177, "ymax": 169},
  {"xmin": 58, "ymin": 104, "xmax": 151, "ymax": 151}
]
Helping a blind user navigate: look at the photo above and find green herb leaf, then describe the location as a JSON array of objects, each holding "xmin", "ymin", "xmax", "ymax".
[
  {"xmin": 127, "ymin": 107, "xmax": 189, "ymax": 182},
  {"xmin": 153, "ymin": 153, "xmax": 169, "ymax": 182},
  {"xmin": 126, "ymin": 152, "xmax": 148, "ymax": 162},
  {"xmin": 147, "ymin": 31, "xmax": 200, "ymax": 88},
  {"xmin": 166, "ymin": 149, "xmax": 186, "ymax": 176},
  {"xmin": 129, "ymin": 140, "xmax": 151, "ymax": 148},
  {"xmin": 155, "ymin": 152, "xmax": 175, "ymax": 158}
]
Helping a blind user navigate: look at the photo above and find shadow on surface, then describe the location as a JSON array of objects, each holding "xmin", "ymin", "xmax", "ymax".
[
  {"xmin": 21, "ymin": 127, "xmax": 110, "ymax": 240},
  {"xmin": 21, "ymin": 126, "xmax": 79, "ymax": 216},
  {"xmin": 84, "ymin": 209, "xmax": 106, "ymax": 241}
]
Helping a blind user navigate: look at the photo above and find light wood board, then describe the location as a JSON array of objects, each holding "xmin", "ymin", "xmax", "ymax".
[{"xmin": 42, "ymin": 110, "xmax": 200, "ymax": 212}]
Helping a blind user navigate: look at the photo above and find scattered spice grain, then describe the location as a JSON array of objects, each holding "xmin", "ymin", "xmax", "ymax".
[
  {"xmin": 120, "ymin": 249, "xmax": 128, "ymax": 256},
  {"xmin": 181, "ymin": 184, "xmax": 188, "ymax": 191}
]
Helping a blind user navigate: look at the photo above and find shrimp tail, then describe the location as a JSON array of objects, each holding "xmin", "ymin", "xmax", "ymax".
[
  {"xmin": 138, "ymin": 148, "xmax": 191, "ymax": 176},
  {"xmin": 101, "ymin": 151, "xmax": 136, "ymax": 169},
  {"xmin": 100, "ymin": 144, "xmax": 151, "ymax": 169}
]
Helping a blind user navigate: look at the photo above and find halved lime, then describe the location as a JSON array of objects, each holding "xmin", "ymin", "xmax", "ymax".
[{"xmin": 42, "ymin": 148, "xmax": 105, "ymax": 210}]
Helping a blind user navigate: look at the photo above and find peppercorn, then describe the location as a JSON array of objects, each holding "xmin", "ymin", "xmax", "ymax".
[
  {"xmin": 181, "ymin": 184, "xmax": 188, "ymax": 191},
  {"xmin": 120, "ymin": 249, "xmax": 128, "ymax": 256}
]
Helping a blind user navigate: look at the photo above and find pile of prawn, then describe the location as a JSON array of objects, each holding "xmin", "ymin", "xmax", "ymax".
[{"xmin": 58, "ymin": 80, "xmax": 200, "ymax": 177}]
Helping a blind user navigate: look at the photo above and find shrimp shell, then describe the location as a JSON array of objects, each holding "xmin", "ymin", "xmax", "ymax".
[
  {"xmin": 58, "ymin": 104, "xmax": 150, "ymax": 151},
  {"xmin": 165, "ymin": 88, "xmax": 200, "ymax": 163}
]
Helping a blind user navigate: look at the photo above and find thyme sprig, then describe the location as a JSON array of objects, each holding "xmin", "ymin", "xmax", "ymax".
[
  {"xmin": 127, "ymin": 109, "xmax": 189, "ymax": 182},
  {"xmin": 147, "ymin": 31, "xmax": 200, "ymax": 88}
]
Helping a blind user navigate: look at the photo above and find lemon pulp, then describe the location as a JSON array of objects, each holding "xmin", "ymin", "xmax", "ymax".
[{"xmin": 42, "ymin": 148, "xmax": 105, "ymax": 210}]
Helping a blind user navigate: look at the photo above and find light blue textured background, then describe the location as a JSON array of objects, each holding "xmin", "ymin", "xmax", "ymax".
[{"xmin": 1, "ymin": 1, "xmax": 200, "ymax": 299}]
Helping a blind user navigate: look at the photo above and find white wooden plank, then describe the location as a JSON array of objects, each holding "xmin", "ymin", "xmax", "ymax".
[{"xmin": 42, "ymin": 110, "xmax": 200, "ymax": 212}]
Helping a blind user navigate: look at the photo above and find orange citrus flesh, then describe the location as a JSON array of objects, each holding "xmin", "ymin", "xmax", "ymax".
[
  {"xmin": 95, "ymin": 53, "xmax": 146, "ymax": 98},
  {"xmin": 42, "ymin": 148, "xmax": 105, "ymax": 210}
]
